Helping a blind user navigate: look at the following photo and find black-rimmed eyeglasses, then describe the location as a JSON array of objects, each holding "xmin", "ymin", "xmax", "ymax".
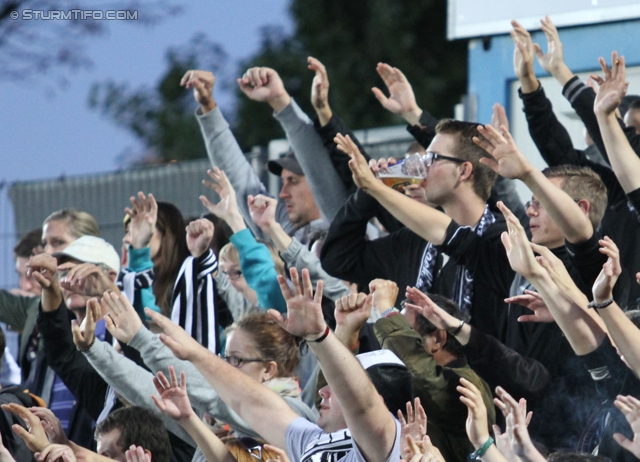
[{"xmin": 423, "ymin": 151, "xmax": 467, "ymax": 167}]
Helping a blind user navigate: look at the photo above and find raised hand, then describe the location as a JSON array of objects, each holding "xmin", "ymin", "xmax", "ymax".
[
  {"xmin": 495, "ymin": 386, "xmax": 542, "ymax": 461},
  {"xmin": 2, "ymin": 403, "xmax": 50, "ymax": 452},
  {"xmin": 100, "ymin": 291, "xmax": 143, "ymax": 344},
  {"xmin": 185, "ymin": 219, "xmax": 215, "ymax": 259},
  {"xmin": 35, "ymin": 444, "xmax": 76, "ymax": 462},
  {"xmin": 592, "ymin": 236, "xmax": 622, "ymax": 303},
  {"xmin": 125, "ymin": 446, "xmax": 151, "ymax": 462},
  {"xmin": 334, "ymin": 133, "xmax": 381, "ymax": 193},
  {"xmin": 72, "ymin": 298, "xmax": 101, "ymax": 351},
  {"xmin": 533, "ymin": 16, "xmax": 565, "ymax": 76},
  {"xmin": 458, "ymin": 377, "xmax": 492, "ymax": 450},
  {"xmin": 404, "ymin": 287, "xmax": 460, "ymax": 331},
  {"xmin": 510, "ymin": 20, "xmax": 538, "ymax": 92},
  {"xmin": 152, "ymin": 367, "xmax": 195, "ymax": 423},
  {"xmin": 27, "ymin": 254, "xmax": 59, "ymax": 290},
  {"xmin": 369, "ymin": 279, "xmax": 399, "ymax": 314},
  {"xmin": 145, "ymin": 308, "xmax": 205, "ymax": 362},
  {"xmin": 504, "ymin": 290, "xmax": 555, "ymax": 323},
  {"xmin": 308, "ymin": 57, "xmax": 332, "ymax": 125},
  {"xmin": 248, "ymin": 194, "xmax": 278, "ymax": 231},
  {"xmin": 402, "ymin": 434, "xmax": 444, "ymax": 462},
  {"xmin": 530, "ymin": 242, "xmax": 587, "ymax": 304},
  {"xmin": 125, "ymin": 192, "xmax": 158, "ymax": 250},
  {"xmin": 498, "ymin": 202, "xmax": 544, "ymax": 281},
  {"xmin": 29, "ymin": 408, "xmax": 69, "ymax": 446},
  {"xmin": 491, "ymin": 103, "xmax": 510, "ymax": 132},
  {"xmin": 334, "ymin": 292, "xmax": 372, "ymax": 348},
  {"xmin": 200, "ymin": 167, "xmax": 244, "ymax": 231},
  {"xmin": 270, "ymin": 268, "xmax": 326, "ymax": 341},
  {"xmin": 237, "ymin": 67, "xmax": 291, "ymax": 112},
  {"xmin": 473, "ymin": 124, "xmax": 533, "ymax": 180},
  {"xmin": 399, "ymin": 398, "xmax": 428, "ymax": 457},
  {"xmin": 371, "ymin": 63, "xmax": 422, "ymax": 125},
  {"xmin": 180, "ymin": 70, "xmax": 216, "ymax": 113},
  {"xmin": 592, "ymin": 52, "xmax": 629, "ymax": 117},
  {"xmin": 58, "ymin": 262, "xmax": 117, "ymax": 298},
  {"xmin": 614, "ymin": 395, "xmax": 640, "ymax": 459}
]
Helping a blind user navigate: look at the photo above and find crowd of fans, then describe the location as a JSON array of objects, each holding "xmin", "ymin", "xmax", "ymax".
[{"xmin": 1, "ymin": 16, "xmax": 640, "ymax": 462}]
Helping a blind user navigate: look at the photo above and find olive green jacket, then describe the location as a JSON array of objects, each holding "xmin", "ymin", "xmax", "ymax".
[{"xmin": 374, "ymin": 314, "xmax": 496, "ymax": 462}]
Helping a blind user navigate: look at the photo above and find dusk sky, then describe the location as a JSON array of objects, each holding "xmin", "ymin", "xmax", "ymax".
[
  {"xmin": 0, "ymin": 1, "xmax": 292, "ymax": 288},
  {"xmin": 0, "ymin": 0, "xmax": 292, "ymax": 184}
]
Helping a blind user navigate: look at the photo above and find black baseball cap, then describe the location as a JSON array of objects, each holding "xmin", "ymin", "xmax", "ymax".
[{"xmin": 267, "ymin": 151, "xmax": 304, "ymax": 176}]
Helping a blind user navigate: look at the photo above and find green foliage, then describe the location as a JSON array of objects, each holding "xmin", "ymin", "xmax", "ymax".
[
  {"xmin": 232, "ymin": 26, "xmax": 313, "ymax": 151},
  {"xmin": 89, "ymin": 1, "xmax": 468, "ymax": 161},
  {"xmin": 88, "ymin": 33, "xmax": 227, "ymax": 163},
  {"xmin": 236, "ymin": 0, "xmax": 468, "ymax": 142}
]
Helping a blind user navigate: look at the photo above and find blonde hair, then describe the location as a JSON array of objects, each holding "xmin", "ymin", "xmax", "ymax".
[
  {"xmin": 43, "ymin": 209, "xmax": 100, "ymax": 238},
  {"xmin": 219, "ymin": 242, "xmax": 239, "ymax": 264}
]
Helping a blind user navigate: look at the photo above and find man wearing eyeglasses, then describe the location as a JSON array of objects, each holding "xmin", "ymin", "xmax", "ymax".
[{"xmin": 323, "ymin": 119, "xmax": 509, "ymax": 340}]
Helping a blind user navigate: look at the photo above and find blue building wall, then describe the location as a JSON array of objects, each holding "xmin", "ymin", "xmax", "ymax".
[{"xmin": 468, "ymin": 19, "xmax": 640, "ymax": 124}]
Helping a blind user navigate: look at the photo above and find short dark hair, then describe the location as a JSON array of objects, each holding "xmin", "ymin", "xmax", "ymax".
[
  {"xmin": 13, "ymin": 228, "xmax": 43, "ymax": 259},
  {"xmin": 95, "ymin": 407, "xmax": 171, "ymax": 462},
  {"xmin": 435, "ymin": 119, "xmax": 498, "ymax": 201},
  {"xmin": 542, "ymin": 165, "xmax": 607, "ymax": 228},
  {"xmin": 412, "ymin": 293, "xmax": 468, "ymax": 358}
]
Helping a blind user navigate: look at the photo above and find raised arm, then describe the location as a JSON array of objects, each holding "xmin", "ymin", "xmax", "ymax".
[
  {"xmin": 372, "ymin": 63, "xmax": 423, "ymax": 126},
  {"xmin": 239, "ymin": 65, "xmax": 347, "ymax": 222},
  {"xmin": 593, "ymin": 54, "xmax": 640, "ymax": 193},
  {"xmin": 141, "ymin": 308, "xmax": 298, "ymax": 450},
  {"xmin": 498, "ymin": 202, "xmax": 605, "ymax": 355},
  {"xmin": 591, "ymin": 236, "xmax": 640, "ymax": 376},
  {"xmin": 511, "ymin": 20, "xmax": 583, "ymax": 168},
  {"xmin": 475, "ymin": 124, "xmax": 593, "ymax": 244},
  {"xmin": 153, "ymin": 367, "xmax": 234, "ymax": 462},
  {"xmin": 123, "ymin": 191, "xmax": 161, "ymax": 316},
  {"xmin": 405, "ymin": 287, "xmax": 551, "ymax": 401},
  {"xmin": 249, "ymin": 194, "xmax": 350, "ymax": 301},
  {"xmin": 201, "ymin": 170, "xmax": 286, "ymax": 312},
  {"xmin": 335, "ymin": 133, "xmax": 451, "ymax": 245},
  {"xmin": 270, "ymin": 268, "xmax": 398, "ymax": 462},
  {"xmin": 182, "ymin": 70, "xmax": 284, "ymax": 238}
]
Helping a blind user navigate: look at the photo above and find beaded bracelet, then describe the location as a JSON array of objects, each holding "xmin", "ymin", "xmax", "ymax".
[
  {"xmin": 76, "ymin": 337, "xmax": 96, "ymax": 352},
  {"xmin": 587, "ymin": 297, "xmax": 614, "ymax": 310}
]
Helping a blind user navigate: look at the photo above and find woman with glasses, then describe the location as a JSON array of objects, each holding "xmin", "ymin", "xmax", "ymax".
[{"xmin": 82, "ymin": 294, "xmax": 317, "ymax": 461}]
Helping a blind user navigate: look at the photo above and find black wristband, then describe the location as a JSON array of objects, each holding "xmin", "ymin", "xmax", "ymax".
[
  {"xmin": 448, "ymin": 320, "xmax": 465, "ymax": 336},
  {"xmin": 308, "ymin": 325, "xmax": 330, "ymax": 343}
]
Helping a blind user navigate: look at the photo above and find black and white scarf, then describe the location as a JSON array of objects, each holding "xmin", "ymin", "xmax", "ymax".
[
  {"xmin": 416, "ymin": 205, "xmax": 496, "ymax": 314},
  {"xmin": 170, "ymin": 249, "xmax": 219, "ymax": 353}
]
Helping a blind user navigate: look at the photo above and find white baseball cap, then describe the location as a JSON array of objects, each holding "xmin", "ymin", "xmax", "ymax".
[{"xmin": 53, "ymin": 235, "xmax": 121, "ymax": 273}]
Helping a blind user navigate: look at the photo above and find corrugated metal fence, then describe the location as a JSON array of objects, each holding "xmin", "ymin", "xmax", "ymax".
[{"xmin": 1, "ymin": 131, "xmax": 413, "ymax": 290}]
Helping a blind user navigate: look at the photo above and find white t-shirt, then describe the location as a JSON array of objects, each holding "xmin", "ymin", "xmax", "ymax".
[{"xmin": 285, "ymin": 416, "xmax": 401, "ymax": 462}]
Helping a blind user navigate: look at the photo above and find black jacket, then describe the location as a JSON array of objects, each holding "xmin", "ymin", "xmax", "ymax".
[{"xmin": 519, "ymin": 82, "xmax": 637, "ymax": 307}]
